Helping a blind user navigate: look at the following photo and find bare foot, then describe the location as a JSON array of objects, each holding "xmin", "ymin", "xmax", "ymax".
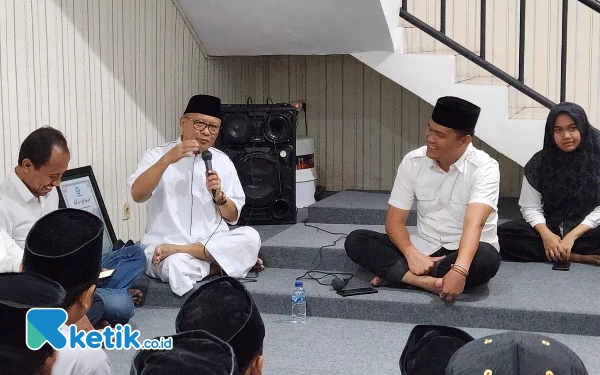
[
  {"xmin": 421, "ymin": 276, "xmax": 443, "ymax": 295},
  {"xmin": 128, "ymin": 289, "xmax": 143, "ymax": 306},
  {"xmin": 209, "ymin": 262, "xmax": 223, "ymax": 276},
  {"xmin": 152, "ymin": 244, "xmax": 180, "ymax": 265},
  {"xmin": 251, "ymin": 258, "xmax": 264, "ymax": 271},
  {"xmin": 370, "ymin": 276, "xmax": 390, "ymax": 287},
  {"xmin": 570, "ymin": 254, "xmax": 600, "ymax": 266}
]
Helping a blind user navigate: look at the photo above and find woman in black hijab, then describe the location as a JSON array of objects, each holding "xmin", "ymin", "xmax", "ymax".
[{"xmin": 498, "ymin": 102, "xmax": 600, "ymax": 265}]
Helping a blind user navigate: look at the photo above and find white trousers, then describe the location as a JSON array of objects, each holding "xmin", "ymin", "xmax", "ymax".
[{"xmin": 145, "ymin": 226, "xmax": 261, "ymax": 296}]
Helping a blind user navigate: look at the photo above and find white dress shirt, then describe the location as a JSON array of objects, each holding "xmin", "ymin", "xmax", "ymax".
[
  {"xmin": 128, "ymin": 141, "xmax": 245, "ymax": 251},
  {"xmin": 389, "ymin": 144, "xmax": 500, "ymax": 255},
  {"xmin": 519, "ymin": 176, "xmax": 600, "ymax": 233},
  {"xmin": 0, "ymin": 227, "xmax": 23, "ymax": 272},
  {"xmin": 0, "ymin": 170, "xmax": 59, "ymax": 248},
  {"xmin": 52, "ymin": 325, "xmax": 113, "ymax": 375}
]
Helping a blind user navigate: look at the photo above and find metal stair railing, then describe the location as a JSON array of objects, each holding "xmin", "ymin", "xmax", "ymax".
[{"xmin": 400, "ymin": 0, "xmax": 600, "ymax": 109}]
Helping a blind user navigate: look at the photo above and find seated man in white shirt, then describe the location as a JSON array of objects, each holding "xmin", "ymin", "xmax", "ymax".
[
  {"xmin": 0, "ymin": 271, "xmax": 66, "ymax": 375},
  {"xmin": 345, "ymin": 96, "xmax": 502, "ymax": 302},
  {"xmin": 22, "ymin": 209, "xmax": 113, "ymax": 375},
  {"xmin": 129, "ymin": 94, "xmax": 261, "ymax": 296},
  {"xmin": 0, "ymin": 126, "xmax": 146, "ymax": 327},
  {"xmin": 499, "ymin": 102, "xmax": 600, "ymax": 266}
]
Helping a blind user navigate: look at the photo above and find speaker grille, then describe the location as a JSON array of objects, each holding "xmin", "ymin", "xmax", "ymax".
[
  {"xmin": 236, "ymin": 152, "xmax": 281, "ymax": 208},
  {"xmin": 223, "ymin": 114, "xmax": 253, "ymax": 145},
  {"xmin": 263, "ymin": 115, "xmax": 291, "ymax": 143}
]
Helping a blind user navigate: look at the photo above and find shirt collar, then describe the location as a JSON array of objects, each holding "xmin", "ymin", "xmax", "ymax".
[
  {"xmin": 9, "ymin": 170, "xmax": 37, "ymax": 203},
  {"xmin": 452, "ymin": 144, "xmax": 473, "ymax": 173},
  {"xmin": 428, "ymin": 143, "xmax": 473, "ymax": 174}
]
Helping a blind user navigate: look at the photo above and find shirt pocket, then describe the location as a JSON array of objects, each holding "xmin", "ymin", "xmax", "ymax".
[
  {"xmin": 415, "ymin": 187, "xmax": 437, "ymax": 215},
  {"xmin": 449, "ymin": 192, "xmax": 470, "ymax": 220}
]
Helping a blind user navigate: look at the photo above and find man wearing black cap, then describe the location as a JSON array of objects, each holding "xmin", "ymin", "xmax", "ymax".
[
  {"xmin": 0, "ymin": 271, "xmax": 66, "ymax": 375},
  {"xmin": 446, "ymin": 331, "xmax": 588, "ymax": 374},
  {"xmin": 22, "ymin": 208, "xmax": 113, "ymax": 375},
  {"xmin": 131, "ymin": 330, "xmax": 239, "ymax": 375},
  {"xmin": 175, "ymin": 276, "xmax": 265, "ymax": 375},
  {"xmin": 128, "ymin": 95, "xmax": 261, "ymax": 296},
  {"xmin": 345, "ymin": 96, "xmax": 501, "ymax": 302},
  {"xmin": 399, "ymin": 325, "xmax": 475, "ymax": 375}
]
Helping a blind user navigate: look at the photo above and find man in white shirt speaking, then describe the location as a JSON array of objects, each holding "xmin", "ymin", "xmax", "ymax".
[
  {"xmin": 129, "ymin": 94, "xmax": 261, "ymax": 296},
  {"xmin": 345, "ymin": 96, "xmax": 502, "ymax": 302}
]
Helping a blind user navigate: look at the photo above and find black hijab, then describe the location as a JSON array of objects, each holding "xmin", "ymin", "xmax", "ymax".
[{"xmin": 524, "ymin": 102, "xmax": 600, "ymax": 235}]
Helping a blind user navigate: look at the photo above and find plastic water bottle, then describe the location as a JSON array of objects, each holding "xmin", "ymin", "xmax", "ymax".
[{"xmin": 291, "ymin": 281, "xmax": 307, "ymax": 323}]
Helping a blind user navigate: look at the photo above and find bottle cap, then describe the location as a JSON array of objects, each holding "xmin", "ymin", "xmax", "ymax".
[{"xmin": 295, "ymin": 281, "xmax": 303, "ymax": 288}]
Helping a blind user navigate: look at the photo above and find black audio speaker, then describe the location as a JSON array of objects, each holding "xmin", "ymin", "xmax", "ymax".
[
  {"xmin": 218, "ymin": 104, "xmax": 297, "ymax": 225},
  {"xmin": 219, "ymin": 104, "xmax": 297, "ymax": 147}
]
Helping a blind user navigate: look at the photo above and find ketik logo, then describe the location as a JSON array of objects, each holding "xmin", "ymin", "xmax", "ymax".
[{"xmin": 26, "ymin": 308, "xmax": 68, "ymax": 350}]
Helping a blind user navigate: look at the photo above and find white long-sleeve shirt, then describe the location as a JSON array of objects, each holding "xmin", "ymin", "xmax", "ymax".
[
  {"xmin": 519, "ymin": 176, "xmax": 600, "ymax": 232},
  {"xmin": 128, "ymin": 141, "xmax": 245, "ymax": 251}
]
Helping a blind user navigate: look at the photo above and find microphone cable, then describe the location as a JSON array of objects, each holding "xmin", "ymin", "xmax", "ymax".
[{"xmin": 295, "ymin": 223, "xmax": 354, "ymax": 286}]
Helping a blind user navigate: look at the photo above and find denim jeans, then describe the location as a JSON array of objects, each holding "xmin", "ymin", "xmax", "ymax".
[{"xmin": 87, "ymin": 245, "xmax": 145, "ymax": 325}]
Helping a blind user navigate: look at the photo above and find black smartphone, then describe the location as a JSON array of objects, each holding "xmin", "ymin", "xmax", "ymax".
[
  {"xmin": 552, "ymin": 261, "xmax": 571, "ymax": 271},
  {"xmin": 336, "ymin": 287, "xmax": 378, "ymax": 297}
]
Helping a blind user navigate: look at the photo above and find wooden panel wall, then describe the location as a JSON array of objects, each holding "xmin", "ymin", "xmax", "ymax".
[
  {"xmin": 205, "ymin": 55, "xmax": 523, "ymax": 196},
  {"xmin": 0, "ymin": 0, "xmax": 208, "ymax": 241}
]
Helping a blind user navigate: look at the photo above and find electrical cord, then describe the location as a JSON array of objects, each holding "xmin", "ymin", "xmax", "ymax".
[
  {"xmin": 304, "ymin": 103, "xmax": 308, "ymax": 135},
  {"xmin": 295, "ymin": 223, "xmax": 354, "ymax": 286},
  {"xmin": 190, "ymin": 153, "xmax": 226, "ymax": 277}
]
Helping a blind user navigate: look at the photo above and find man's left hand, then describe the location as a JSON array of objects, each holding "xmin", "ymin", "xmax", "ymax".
[
  {"xmin": 206, "ymin": 170, "xmax": 223, "ymax": 199},
  {"xmin": 558, "ymin": 236, "xmax": 575, "ymax": 262},
  {"xmin": 439, "ymin": 269, "xmax": 466, "ymax": 302}
]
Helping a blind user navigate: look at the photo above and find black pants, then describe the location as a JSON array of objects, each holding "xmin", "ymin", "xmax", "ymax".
[
  {"xmin": 498, "ymin": 219, "xmax": 600, "ymax": 262},
  {"xmin": 344, "ymin": 229, "xmax": 502, "ymax": 288}
]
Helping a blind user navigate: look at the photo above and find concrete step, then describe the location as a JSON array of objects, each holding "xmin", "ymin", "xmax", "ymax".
[
  {"xmin": 308, "ymin": 190, "xmax": 521, "ymax": 225},
  {"xmin": 510, "ymin": 106, "xmax": 551, "ymax": 120}
]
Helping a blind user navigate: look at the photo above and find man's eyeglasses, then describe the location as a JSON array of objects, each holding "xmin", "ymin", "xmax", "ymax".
[{"xmin": 185, "ymin": 117, "xmax": 221, "ymax": 134}]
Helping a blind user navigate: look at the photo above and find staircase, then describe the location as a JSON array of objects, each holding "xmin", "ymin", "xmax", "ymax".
[{"xmin": 353, "ymin": 0, "xmax": 600, "ymax": 167}]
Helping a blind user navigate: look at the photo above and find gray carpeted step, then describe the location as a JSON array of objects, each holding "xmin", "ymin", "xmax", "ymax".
[
  {"xmin": 259, "ymin": 223, "xmax": 391, "ymax": 272},
  {"xmin": 109, "ymin": 310, "xmax": 600, "ymax": 375},
  {"xmin": 142, "ymin": 261, "xmax": 600, "ymax": 336},
  {"xmin": 309, "ymin": 190, "xmax": 521, "ymax": 225}
]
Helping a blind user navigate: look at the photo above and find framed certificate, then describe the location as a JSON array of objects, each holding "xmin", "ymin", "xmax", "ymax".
[{"xmin": 56, "ymin": 166, "xmax": 117, "ymax": 254}]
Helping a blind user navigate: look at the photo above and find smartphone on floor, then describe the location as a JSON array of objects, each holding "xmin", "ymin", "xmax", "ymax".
[
  {"xmin": 336, "ymin": 287, "xmax": 378, "ymax": 297},
  {"xmin": 552, "ymin": 261, "xmax": 571, "ymax": 271}
]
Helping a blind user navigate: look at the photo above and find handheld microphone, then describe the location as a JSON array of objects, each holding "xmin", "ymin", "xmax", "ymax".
[
  {"xmin": 201, "ymin": 150, "xmax": 216, "ymax": 198},
  {"xmin": 332, "ymin": 276, "xmax": 349, "ymax": 291}
]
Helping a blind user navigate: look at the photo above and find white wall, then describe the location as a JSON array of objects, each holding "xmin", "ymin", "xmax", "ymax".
[{"xmin": 0, "ymin": 0, "xmax": 209, "ymax": 242}]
